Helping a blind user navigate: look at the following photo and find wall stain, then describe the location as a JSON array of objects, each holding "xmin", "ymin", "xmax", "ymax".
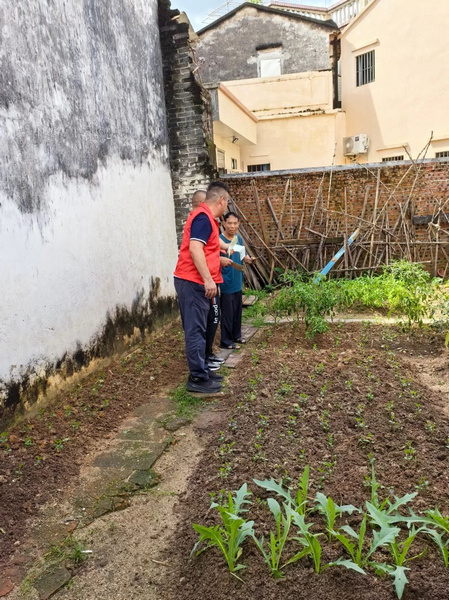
[
  {"xmin": 0, "ymin": 278, "xmax": 177, "ymax": 430},
  {"xmin": 0, "ymin": 0, "xmax": 169, "ymax": 215}
]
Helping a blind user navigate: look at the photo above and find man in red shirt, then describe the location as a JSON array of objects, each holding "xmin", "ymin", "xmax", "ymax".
[{"xmin": 174, "ymin": 181, "xmax": 232, "ymax": 393}]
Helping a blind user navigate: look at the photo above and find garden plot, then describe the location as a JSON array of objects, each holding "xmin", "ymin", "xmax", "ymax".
[{"xmin": 168, "ymin": 322, "xmax": 449, "ymax": 600}]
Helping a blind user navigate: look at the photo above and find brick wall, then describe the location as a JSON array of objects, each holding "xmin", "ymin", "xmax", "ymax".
[
  {"xmin": 224, "ymin": 160, "xmax": 449, "ymax": 277},
  {"xmin": 158, "ymin": 1, "xmax": 217, "ymax": 244}
]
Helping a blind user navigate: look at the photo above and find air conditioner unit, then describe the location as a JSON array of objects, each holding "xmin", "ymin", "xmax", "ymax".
[{"xmin": 343, "ymin": 134, "xmax": 369, "ymax": 156}]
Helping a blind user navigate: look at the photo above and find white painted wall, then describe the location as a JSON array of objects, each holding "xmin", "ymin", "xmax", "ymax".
[
  {"xmin": 0, "ymin": 159, "xmax": 177, "ymax": 388},
  {"xmin": 0, "ymin": 0, "xmax": 179, "ymax": 410}
]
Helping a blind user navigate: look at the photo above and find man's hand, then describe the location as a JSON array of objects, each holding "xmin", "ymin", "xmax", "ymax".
[
  {"xmin": 219, "ymin": 241, "xmax": 234, "ymax": 255},
  {"xmin": 204, "ymin": 277, "xmax": 217, "ymax": 299},
  {"xmin": 220, "ymin": 256, "xmax": 233, "ymax": 268},
  {"xmin": 243, "ymin": 255, "xmax": 256, "ymax": 264}
]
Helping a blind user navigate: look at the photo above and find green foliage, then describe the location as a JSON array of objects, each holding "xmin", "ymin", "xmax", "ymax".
[
  {"xmin": 314, "ymin": 492, "xmax": 359, "ymax": 539},
  {"xmin": 271, "ymin": 272, "xmax": 337, "ymax": 338},
  {"xmin": 169, "ymin": 384, "xmax": 203, "ymax": 418},
  {"xmin": 192, "ymin": 466, "xmax": 449, "ymax": 597},
  {"xmin": 251, "ymin": 499, "xmax": 295, "ymax": 578},
  {"xmin": 266, "ymin": 261, "xmax": 442, "ymax": 337},
  {"xmin": 192, "ymin": 484, "xmax": 255, "ymax": 578},
  {"xmin": 254, "ymin": 465, "xmax": 309, "ymax": 515}
]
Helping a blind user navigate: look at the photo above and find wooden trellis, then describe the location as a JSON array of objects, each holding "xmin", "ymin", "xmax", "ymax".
[{"xmin": 228, "ymin": 137, "xmax": 449, "ymax": 289}]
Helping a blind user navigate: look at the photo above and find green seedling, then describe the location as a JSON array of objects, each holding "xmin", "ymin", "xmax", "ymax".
[
  {"xmin": 414, "ymin": 478, "xmax": 429, "ymax": 492},
  {"xmin": 251, "ymin": 499, "xmax": 295, "ymax": 578},
  {"xmin": 372, "ymin": 563, "xmax": 410, "ymax": 600},
  {"xmin": 278, "ymin": 383, "xmax": 293, "ymax": 396},
  {"xmin": 425, "ymin": 420, "xmax": 436, "ymax": 433},
  {"xmin": 331, "ymin": 514, "xmax": 369, "ymax": 568},
  {"xmin": 288, "ymin": 513, "xmax": 364, "ymax": 576},
  {"xmin": 219, "ymin": 442, "xmax": 235, "ymax": 457},
  {"xmin": 389, "ymin": 412, "xmax": 399, "ymax": 431},
  {"xmin": 192, "ymin": 484, "xmax": 255, "ymax": 579},
  {"xmin": 319, "ymin": 410, "xmax": 330, "ymax": 432},
  {"xmin": 254, "ymin": 465, "xmax": 309, "ymax": 515},
  {"xmin": 53, "ymin": 438, "xmax": 70, "ymax": 451},
  {"xmin": 314, "ymin": 492, "xmax": 359, "ymax": 540},
  {"xmin": 359, "ymin": 432, "xmax": 374, "ymax": 447},
  {"xmin": 403, "ymin": 441, "xmax": 416, "ymax": 461},
  {"xmin": 298, "ymin": 392, "xmax": 308, "ymax": 406},
  {"xmin": 219, "ymin": 463, "xmax": 232, "ymax": 479}
]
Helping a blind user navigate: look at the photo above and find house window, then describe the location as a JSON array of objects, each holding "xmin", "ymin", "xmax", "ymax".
[
  {"xmin": 436, "ymin": 151, "xmax": 449, "ymax": 158},
  {"xmin": 247, "ymin": 163, "xmax": 271, "ymax": 172},
  {"xmin": 257, "ymin": 47, "xmax": 283, "ymax": 78},
  {"xmin": 356, "ymin": 50, "xmax": 375, "ymax": 86},
  {"xmin": 382, "ymin": 155, "xmax": 404, "ymax": 162},
  {"xmin": 231, "ymin": 158, "xmax": 238, "ymax": 170},
  {"xmin": 217, "ymin": 149, "xmax": 226, "ymax": 175}
]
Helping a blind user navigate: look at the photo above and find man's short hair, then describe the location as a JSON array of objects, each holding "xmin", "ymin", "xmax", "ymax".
[
  {"xmin": 206, "ymin": 180, "xmax": 230, "ymax": 201},
  {"xmin": 192, "ymin": 190, "xmax": 206, "ymax": 209},
  {"xmin": 223, "ymin": 211, "xmax": 239, "ymax": 221}
]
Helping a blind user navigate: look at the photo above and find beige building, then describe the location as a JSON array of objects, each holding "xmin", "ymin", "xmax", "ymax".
[
  {"xmin": 207, "ymin": 71, "xmax": 345, "ymax": 172},
  {"xmin": 269, "ymin": 0, "xmax": 372, "ymax": 27},
  {"xmin": 196, "ymin": 0, "xmax": 449, "ymax": 171},
  {"xmin": 340, "ymin": 0, "xmax": 449, "ymax": 163},
  {"xmin": 196, "ymin": 2, "xmax": 340, "ymax": 172}
]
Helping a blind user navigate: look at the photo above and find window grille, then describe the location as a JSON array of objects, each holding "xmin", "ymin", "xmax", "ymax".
[
  {"xmin": 436, "ymin": 151, "xmax": 449, "ymax": 158},
  {"xmin": 247, "ymin": 163, "xmax": 271, "ymax": 172},
  {"xmin": 382, "ymin": 155, "xmax": 404, "ymax": 162},
  {"xmin": 356, "ymin": 50, "xmax": 375, "ymax": 86}
]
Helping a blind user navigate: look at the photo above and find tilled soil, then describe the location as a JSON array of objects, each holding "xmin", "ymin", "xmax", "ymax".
[
  {"xmin": 0, "ymin": 320, "xmax": 188, "ymax": 574},
  {"xmin": 166, "ymin": 322, "xmax": 449, "ymax": 600},
  {"xmin": 3, "ymin": 319, "xmax": 449, "ymax": 600}
]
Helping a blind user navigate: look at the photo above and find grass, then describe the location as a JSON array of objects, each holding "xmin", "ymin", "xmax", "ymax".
[{"xmin": 169, "ymin": 385, "xmax": 205, "ymax": 418}]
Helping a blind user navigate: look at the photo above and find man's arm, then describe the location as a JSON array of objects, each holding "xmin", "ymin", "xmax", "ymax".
[
  {"xmin": 220, "ymin": 239, "xmax": 233, "ymax": 254},
  {"xmin": 189, "ymin": 240, "xmax": 217, "ymax": 299}
]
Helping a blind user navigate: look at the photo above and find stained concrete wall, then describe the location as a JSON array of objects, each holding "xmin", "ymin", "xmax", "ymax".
[
  {"xmin": 197, "ymin": 5, "xmax": 337, "ymax": 83},
  {"xmin": 0, "ymin": 0, "xmax": 179, "ymax": 423}
]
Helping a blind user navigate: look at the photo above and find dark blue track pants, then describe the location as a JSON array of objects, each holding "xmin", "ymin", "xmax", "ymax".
[
  {"xmin": 220, "ymin": 290, "xmax": 243, "ymax": 347},
  {"xmin": 174, "ymin": 277, "xmax": 210, "ymax": 379}
]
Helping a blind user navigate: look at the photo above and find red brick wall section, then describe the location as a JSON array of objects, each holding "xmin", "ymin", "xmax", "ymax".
[{"xmin": 223, "ymin": 160, "xmax": 449, "ymax": 278}]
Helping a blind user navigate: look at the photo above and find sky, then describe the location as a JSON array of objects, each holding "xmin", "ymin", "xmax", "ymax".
[{"xmin": 173, "ymin": 0, "xmax": 331, "ymax": 31}]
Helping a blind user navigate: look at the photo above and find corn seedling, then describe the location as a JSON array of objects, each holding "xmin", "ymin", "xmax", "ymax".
[
  {"xmin": 192, "ymin": 484, "xmax": 255, "ymax": 579},
  {"xmin": 314, "ymin": 492, "xmax": 359, "ymax": 540},
  {"xmin": 254, "ymin": 465, "xmax": 310, "ymax": 515},
  {"xmin": 251, "ymin": 499, "xmax": 296, "ymax": 578}
]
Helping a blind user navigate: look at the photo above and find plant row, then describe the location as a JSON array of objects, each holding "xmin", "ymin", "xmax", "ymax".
[
  {"xmin": 192, "ymin": 465, "xmax": 449, "ymax": 599},
  {"xmin": 247, "ymin": 260, "xmax": 446, "ymax": 338}
]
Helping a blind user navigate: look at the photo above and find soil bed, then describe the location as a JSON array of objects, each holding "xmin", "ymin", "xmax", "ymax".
[
  {"xmin": 0, "ymin": 321, "xmax": 188, "ymax": 573},
  {"xmin": 3, "ymin": 319, "xmax": 449, "ymax": 600},
  {"xmin": 167, "ymin": 321, "xmax": 449, "ymax": 600}
]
